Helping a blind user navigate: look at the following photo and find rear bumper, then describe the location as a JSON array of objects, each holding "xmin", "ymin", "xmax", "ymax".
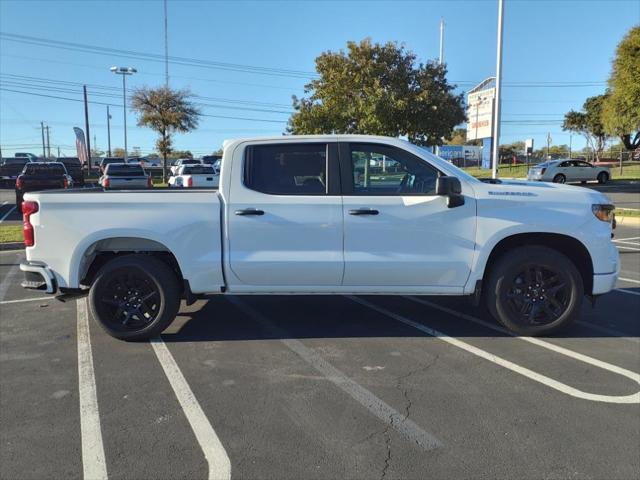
[{"xmin": 19, "ymin": 262, "xmax": 57, "ymax": 294}]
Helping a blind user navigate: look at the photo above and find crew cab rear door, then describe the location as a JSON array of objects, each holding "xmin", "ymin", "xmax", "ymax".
[
  {"xmin": 226, "ymin": 140, "xmax": 344, "ymax": 287},
  {"xmin": 339, "ymin": 142, "xmax": 476, "ymax": 289}
]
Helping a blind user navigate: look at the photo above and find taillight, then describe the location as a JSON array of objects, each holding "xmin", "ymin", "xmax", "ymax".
[
  {"xmin": 22, "ymin": 200, "xmax": 39, "ymax": 247},
  {"xmin": 187, "ymin": 177, "xmax": 193, "ymax": 187},
  {"xmin": 63, "ymin": 177, "xmax": 69, "ymax": 188},
  {"xmin": 541, "ymin": 168, "xmax": 547, "ymax": 175},
  {"xmin": 103, "ymin": 178, "xmax": 110, "ymax": 189},
  {"xmin": 15, "ymin": 176, "xmax": 23, "ymax": 189},
  {"xmin": 147, "ymin": 176, "xmax": 153, "ymax": 188}
]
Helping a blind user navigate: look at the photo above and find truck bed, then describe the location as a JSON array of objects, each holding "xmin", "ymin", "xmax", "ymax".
[{"xmin": 23, "ymin": 188, "xmax": 224, "ymax": 294}]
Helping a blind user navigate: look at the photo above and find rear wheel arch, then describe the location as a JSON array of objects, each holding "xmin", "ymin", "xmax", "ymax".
[
  {"xmin": 78, "ymin": 237, "xmax": 184, "ymax": 289},
  {"xmin": 482, "ymin": 233, "xmax": 594, "ymax": 295}
]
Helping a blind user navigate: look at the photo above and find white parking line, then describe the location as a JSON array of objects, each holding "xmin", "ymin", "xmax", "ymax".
[
  {"xmin": 614, "ymin": 240, "xmax": 640, "ymax": 246},
  {"xmin": 0, "ymin": 205, "xmax": 16, "ymax": 223},
  {"xmin": 151, "ymin": 337, "xmax": 231, "ymax": 480},
  {"xmin": 617, "ymin": 245, "xmax": 640, "ymax": 251},
  {"xmin": 574, "ymin": 321, "xmax": 640, "ymax": 344},
  {"xmin": 0, "ymin": 296, "xmax": 52, "ymax": 305},
  {"xmin": 616, "ymin": 288, "xmax": 640, "ymax": 297},
  {"xmin": 227, "ymin": 296, "xmax": 443, "ymax": 451},
  {"xmin": 618, "ymin": 277, "xmax": 640, "ymax": 285},
  {"xmin": 613, "ymin": 236, "xmax": 640, "ymax": 242},
  {"xmin": 347, "ymin": 296, "xmax": 640, "ymax": 404},
  {"xmin": 76, "ymin": 298, "xmax": 108, "ymax": 480}
]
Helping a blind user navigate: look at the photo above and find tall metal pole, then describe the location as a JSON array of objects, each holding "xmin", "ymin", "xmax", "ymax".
[
  {"xmin": 122, "ymin": 74, "xmax": 128, "ymax": 162},
  {"xmin": 41, "ymin": 122, "xmax": 46, "ymax": 159},
  {"xmin": 45, "ymin": 125, "xmax": 51, "ymax": 159},
  {"xmin": 569, "ymin": 133, "xmax": 572, "ymax": 159},
  {"xmin": 164, "ymin": 0, "xmax": 169, "ymax": 86},
  {"xmin": 107, "ymin": 105, "xmax": 112, "ymax": 156},
  {"xmin": 439, "ymin": 18, "xmax": 445, "ymax": 65},
  {"xmin": 490, "ymin": 0, "xmax": 504, "ymax": 180},
  {"xmin": 83, "ymin": 85, "xmax": 92, "ymax": 170}
]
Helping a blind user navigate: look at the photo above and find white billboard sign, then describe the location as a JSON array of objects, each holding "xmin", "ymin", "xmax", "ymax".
[{"xmin": 466, "ymin": 87, "xmax": 495, "ymax": 141}]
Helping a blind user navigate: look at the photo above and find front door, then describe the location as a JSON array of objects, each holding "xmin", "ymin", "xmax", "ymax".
[
  {"xmin": 340, "ymin": 142, "xmax": 476, "ymax": 288},
  {"xmin": 227, "ymin": 141, "xmax": 344, "ymax": 287}
]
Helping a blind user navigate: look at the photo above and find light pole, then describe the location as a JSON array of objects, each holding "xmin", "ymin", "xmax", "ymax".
[
  {"xmin": 491, "ymin": 0, "xmax": 504, "ymax": 180},
  {"xmin": 110, "ymin": 66, "xmax": 137, "ymax": 161}
]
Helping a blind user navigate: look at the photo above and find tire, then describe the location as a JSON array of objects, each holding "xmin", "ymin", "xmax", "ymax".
[
  {"xmin": 485, "ymin": 246, "xmax": 583, "ymax": 336},
  {"xmin": 552, "ymin": 174, "xmax": 566, "ymax": 184},
  {"xmin": 88, "ymin": 254, "xmax": 181, "ymax": 341},
  {"xmin": 597, "ymin": 172, "xmax": 609, "ymax": 184}
]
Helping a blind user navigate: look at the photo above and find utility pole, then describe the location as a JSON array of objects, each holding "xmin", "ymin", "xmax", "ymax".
[
  {"xmin": 546, "ymin": 132, "xmax": 552, "ymax": 159},
  {"xmin": 83, "ymin": 85, "xmax": 92, "ymax": 169},
  {"xmin": 107, "ymin": 105, "xmax": 112, "ymax": 156},
  {"xmin": 164, "ymin": 0, "xmax": 169, "ymax": 86},
  {"xmin": 569, "ymin": 133, "xmax": 572, "ymax": 159},
  {"xmin": 57, "ymin": 146, "xmax": 61, "ymax": 158},
  {"xmin": 439, "ymin": 18, "xmax": 445, "ymax": 65},
  {"xmin": 490, "ymin": 0, "xmax": 504, "ymax": 180},
  {"xmin": 45, "ymin": 125, "xmax": 51, "ymax": 159},
  {"xmin": 40, "ymin": 122, "xmax": 46, "ymax": 159}
]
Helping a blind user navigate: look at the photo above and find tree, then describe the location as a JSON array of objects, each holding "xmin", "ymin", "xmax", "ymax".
[
  {"xmin": 444, "ymin": 128, "xmax": 481, "ymax": 146},
  {"xmin": 287, "ymin": 39, "xmax": 465, "ymax": 146},
  {"xmin": 562, "ymin": 94, "xmax": 609, "ymax": 161},
  {"xmin": 167, "ymin": 150, "xmax": 194, "ymax": 160},
  {"xmin": 131, "ymin": 86, "xmax": 201, "ymax": 182},
  {"xmin": 112, "ymin": 147, "xmax": 125, "ymax": 158},
  {"xmin": 603, "ymin": 26, "xmax": 640, "ymax": 151}
]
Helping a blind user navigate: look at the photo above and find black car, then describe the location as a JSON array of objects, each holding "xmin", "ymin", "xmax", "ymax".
[
  {"xmin": 57, "ymin": 157, "xmax": 85, "ymax": 186},
  {"xmin": 15, "ymin": 162, "xmax": 71, "ymax": 207},
  {"xmin": 0, "ymin": 157, "xmax": 32, "ymax": 187}
]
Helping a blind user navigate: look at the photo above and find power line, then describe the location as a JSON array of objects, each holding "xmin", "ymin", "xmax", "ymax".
[{"xmin": 0, "ymin": 32, "xmax": 319, "ymax": 80}]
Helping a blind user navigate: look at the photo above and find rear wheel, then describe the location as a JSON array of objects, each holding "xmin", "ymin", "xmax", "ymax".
[
  {"xmin": 88, "ymin": 255, "xmax": 181, "ymax": 341},
  {"xmin": 553, "ymin": 174, "xmax": 566, "ymax": 184},
  {"xmin": 597, "ymin": 172, "xmax": 609, "ymax": 184},
  {"xmin": 485, "ymin": 246, "xmax": 583, "ymax": 336}
]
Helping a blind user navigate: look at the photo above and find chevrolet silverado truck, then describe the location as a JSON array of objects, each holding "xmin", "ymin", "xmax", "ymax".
[{"xmin": 19, "ymin": 135, "xmax": 619, "ymax": 340}]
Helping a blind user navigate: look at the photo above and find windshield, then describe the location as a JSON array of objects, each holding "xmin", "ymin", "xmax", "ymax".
[
  {"xmin": 24, "ymin": 163, "xmax": 66, "ymax": 176},
  {"xmin": 106, "ymin": 164, "xmax": 145, "ymax": 176},
  {"xmin": 183, "ymin": 165, "xmax": 215, "ymax": 174}
]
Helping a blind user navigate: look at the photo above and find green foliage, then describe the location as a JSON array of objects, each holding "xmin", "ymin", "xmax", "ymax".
[
  {"xmin": 167, "ymin": 150, "xmax": 194, "ymax": 160},
  {"xmin": 445, "ymin": 128, "xmax": 481, "ymax": 146},
  {"xmin": 603, "ymin": 26, "xmax": 640, "ymax": 150},
  {"xmin": 563, "ymin": 94, "xmax": 609, "ymax": 160},
  {"xmin": 112, "ymin": 147, "xmax": 125, "ymax": 157},
  {"xmin": 131, "ymin": 86, "xmax": 201, "ymax": 181},
  {"xmin": 288, "ymin": 39, "xmax": 465, "ymax": 146}
]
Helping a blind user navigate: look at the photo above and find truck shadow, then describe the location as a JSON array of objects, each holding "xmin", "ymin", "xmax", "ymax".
[{"xmin": 161, "ymin": 290, "xmax": 640, "ymax": 342}]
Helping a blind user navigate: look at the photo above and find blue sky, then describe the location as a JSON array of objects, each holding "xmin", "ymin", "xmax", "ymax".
[{"xmin": 0, "ymin": 0, "xmax": 638, "ymax": 157}]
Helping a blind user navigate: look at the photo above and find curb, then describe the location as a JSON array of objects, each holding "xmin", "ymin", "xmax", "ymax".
[{"xmin": 0, "ymin": 242, "xmax": 24, "ymax": 251}]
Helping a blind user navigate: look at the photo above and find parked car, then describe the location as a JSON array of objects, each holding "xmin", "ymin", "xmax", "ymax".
[
  {"xmin": 138, "ymin": 157, "xmax": 161, "ymax": 168},
  {"xmin": 15, "ymin": 152, "xmax": 40, "ymax": 161},
  {"xmin": 15, "ymin": 162, "xmax": 71, "ymax": 207},
  {"xmin": 168, "ymin": 164, "xmax": 219, "ymax": 188},
  {"xmin": 1, "ymin": 157, "xmax": 33, "ymax": 187},
  {"xmin": 99, "ymin": 163, "xmax": 152, "ymax": 190},
  {"xmin": 201, "ymin": 155, "xmax": 222, "ymax": 166},
  {"xmin": 527, "ymin": 159, "xmax": 610, "ymax": 184},
  {"xmin": 19, "ymin": 135, "xmax": 618, "ymax": 341},
  {"xmin": 57, "ymin": 157, "xmax": 85, "ymax": 186},
  {"xmin": 99, "ymin": 157, "xmax": 126, "ymax": 174},
  {"xmin": 170, "ymin": 158, "xmax": 201, "ymax": 176}
]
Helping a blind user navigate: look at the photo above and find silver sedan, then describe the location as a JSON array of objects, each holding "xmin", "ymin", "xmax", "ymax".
[{"xmin": 527, "ymin": 159, "xmax": 610, "ymax": 184}]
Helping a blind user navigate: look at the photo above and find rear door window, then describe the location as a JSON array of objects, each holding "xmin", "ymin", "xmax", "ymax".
[
  {"xmin": 107, "ymin": 165, "xmax": 145, "ymax": 176},
  {"xmin": 244, "ymin": 144, "xmax": 328, "ymax": 195}
]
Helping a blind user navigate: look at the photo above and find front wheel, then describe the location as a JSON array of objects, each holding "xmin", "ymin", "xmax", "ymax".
[
  {"xmin": 597, "ymin": 172, "xmax": 609, "ymax": 184},
  {"xmin": 485, "ymin": 246, "xmax": 583, "ymax": 336},
  {"xmin": 88, "ymin": 255, "xmax": 181, "ymax": 341}
]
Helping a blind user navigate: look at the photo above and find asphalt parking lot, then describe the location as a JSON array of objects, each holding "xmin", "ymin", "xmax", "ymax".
[{"xmin": 0, "ymin": 223, "xmax": 638, "ymax": 480}]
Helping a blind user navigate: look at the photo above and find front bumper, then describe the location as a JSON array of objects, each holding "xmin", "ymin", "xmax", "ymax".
[{"xmin": 19, "ymin": 262, "xmax": 57, "ymax": 294}]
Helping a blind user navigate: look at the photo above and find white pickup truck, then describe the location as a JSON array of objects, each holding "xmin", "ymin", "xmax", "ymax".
[{"xmin": 19, "ymin": 135, "xmax": 619, "ymax": 340}]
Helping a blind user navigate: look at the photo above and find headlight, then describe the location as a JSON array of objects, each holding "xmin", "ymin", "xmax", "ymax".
[{"xmin": 592, "ymin": 204, "xmax": 615, "ymax": 223}]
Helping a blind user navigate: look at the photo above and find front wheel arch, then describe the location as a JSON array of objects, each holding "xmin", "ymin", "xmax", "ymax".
[{"xmin": 482, "ymin": 233, "xmax": 593, "ymax": 295}]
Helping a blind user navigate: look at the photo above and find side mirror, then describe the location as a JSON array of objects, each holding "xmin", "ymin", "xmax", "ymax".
[{"xmin": 436, "ymin": 176, "xmax": 465, "ymax": 208}]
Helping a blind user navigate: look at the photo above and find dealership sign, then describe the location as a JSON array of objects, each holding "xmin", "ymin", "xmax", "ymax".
[{"xmin": 466, "ymin": 77, "xmax": 496, "ymax": 141}]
